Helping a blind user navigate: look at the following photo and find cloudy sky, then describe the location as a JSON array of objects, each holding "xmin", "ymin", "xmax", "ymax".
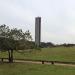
[{"xmin": 0, "ymin": 0, "xmax": 75, "ymax": 44}]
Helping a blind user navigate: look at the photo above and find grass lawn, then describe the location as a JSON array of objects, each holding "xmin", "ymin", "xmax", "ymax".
[
  {"xmin": 0, "ymin": 47, "xmax": 75, "ymax": 61},
  {"xmin": 14, "ymin": 47, "xmax": 75, "ymax": 61},
  {"xmin": 0, "ymin": 63, "xmax": 75, "ymax": 75},
  {"xmin": 0, "ymin": 47, "xmax": 75, "ymax": 75}
]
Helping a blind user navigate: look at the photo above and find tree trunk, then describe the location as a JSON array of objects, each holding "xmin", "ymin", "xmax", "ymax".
[
  {"xmin": 11, "ymin": 50, "xmax": 13, "ymax": 63},
  {"xmin": 8, "ymin": 50, "xmax": 13, "ymax": 63},
  {"xmin": 8, "ymin": 50, "xmax": 11, "ymax": 63}
]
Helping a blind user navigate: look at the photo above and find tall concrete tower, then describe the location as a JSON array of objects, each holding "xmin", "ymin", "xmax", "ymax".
[{"xmin": 35, "ymin": 17, "xmax": 41, "ymax": 47}]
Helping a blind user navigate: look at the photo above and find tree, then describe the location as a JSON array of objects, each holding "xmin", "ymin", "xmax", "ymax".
[
  {"xmin": 40, "ymin": 42, "xmax": 55, "ymax": 48},
  {"xmin": 0, "ymin": 37, "xmax": 16, "ymax": 62},
  {"xmin": 0, "ymin": 24, "xmax": 32, "ymax": 63}
]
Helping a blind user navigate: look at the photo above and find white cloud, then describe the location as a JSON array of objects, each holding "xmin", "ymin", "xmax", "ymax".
[{"xmin": 0, "ymin": 0, "xmax": 75, "ymax": 43}]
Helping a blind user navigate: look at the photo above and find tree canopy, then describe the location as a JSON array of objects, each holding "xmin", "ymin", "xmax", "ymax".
[{"xmin": 0, "ymin": 24, "xmax": 32, "ymax": 51}]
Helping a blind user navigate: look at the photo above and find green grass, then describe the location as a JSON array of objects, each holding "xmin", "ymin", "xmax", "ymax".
[
  {"xmin": 1, "ymin": 47, "xmax": 75, "ymax": 61},
  {"xmin": 1, "ymin": 47, "xmax": 75, "ymax": 75},
  {"xmin": 0, "ymin": 63, "xmax": 75, "ymax": 75},
  {"xmin": 14, "ymin": 47, "xmax": 75, "ymax": 61}
]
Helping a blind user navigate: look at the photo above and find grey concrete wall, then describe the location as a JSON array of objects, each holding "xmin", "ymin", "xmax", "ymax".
[{"xmin": 35, "ymin": 17, "xmax": 41, "ymax": 46}]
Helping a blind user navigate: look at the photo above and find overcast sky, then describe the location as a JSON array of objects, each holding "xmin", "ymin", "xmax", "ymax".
[{"xmin": 0, "ymin": 0, "xmax": 75, "ymax": 44}]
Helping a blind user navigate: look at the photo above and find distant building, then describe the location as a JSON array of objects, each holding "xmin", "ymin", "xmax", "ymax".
[{"xmin": 35, "ymin": 17, "xmax": 41, "ymax": 47}]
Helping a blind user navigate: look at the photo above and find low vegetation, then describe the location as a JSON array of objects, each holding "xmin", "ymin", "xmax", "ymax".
[
  {"xmin": 0, "ymin": 47, "xmax": 75, "ymax": 62},
  {"xmin": 0, "ymin": 63, "xmax": 75, "ymax": 75}
]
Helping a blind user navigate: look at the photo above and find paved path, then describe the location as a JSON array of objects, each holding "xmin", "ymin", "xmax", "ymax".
[
  {"xmin": 14, "ymin": 60, "xmax": 75, "ymax": 67},
  {"xmin": 1, "ymin": 58, "xmax": 75, "ymax": 67}
]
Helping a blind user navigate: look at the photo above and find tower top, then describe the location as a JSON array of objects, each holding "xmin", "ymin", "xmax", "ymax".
[{"xmin": 35, "ymin": 17, "xmax": 41, "ymax": 18}]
